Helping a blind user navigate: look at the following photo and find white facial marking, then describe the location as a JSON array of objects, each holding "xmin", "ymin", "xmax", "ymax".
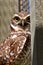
[
  {"xmin": 12, "ymin": 14, "xmax": 21, "ymax": 19},
  {"xmin": 10, "ymin": 24, "xmax": 19, "ymax": 31},
  {"xmin": 24, "ymin": 14, "xmax": 30, "ymax": 19},
  {"xmin": 11, "ymin": 23, "xmax": 23, "ymax": 32}
]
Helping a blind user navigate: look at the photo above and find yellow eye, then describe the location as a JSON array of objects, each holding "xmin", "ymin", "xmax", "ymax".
[{"xmin": 13, "ymin": 16, "xmax": 20, "ymax": 22}]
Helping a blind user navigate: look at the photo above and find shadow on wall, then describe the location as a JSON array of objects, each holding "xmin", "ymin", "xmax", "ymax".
[{"xmin": 0, "ymin": 0, "xmax": 18, "ymax": 42}]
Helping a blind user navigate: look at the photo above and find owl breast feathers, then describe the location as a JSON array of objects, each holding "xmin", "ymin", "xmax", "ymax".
[
  {"xmin": 0, "ymin": 31, "xmax": 30, "ymax": 65},
  {"xmin": 0, "ymin": 12, "xmax": 31, "ymax": 65}
]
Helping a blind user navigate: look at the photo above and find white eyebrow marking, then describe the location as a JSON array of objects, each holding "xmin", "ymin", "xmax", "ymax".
[
  {"xmin": 12, "ymin": 14, "xmax": 30, "ymax": 20},
  {"xmin": 12, "ymin": 14, "xmax": 21, "ymax": 19},
  {"xmin": 24, "ymin": 14, "xmax": 30, "ymax": 19}
]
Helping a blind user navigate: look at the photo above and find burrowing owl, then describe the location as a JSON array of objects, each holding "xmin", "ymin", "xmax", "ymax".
[{"xmin": 0, "ymin": 11, "xmax": 31, "ymax": 65}]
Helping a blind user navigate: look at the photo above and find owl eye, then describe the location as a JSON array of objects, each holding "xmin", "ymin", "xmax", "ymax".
[
  {"xmin": 13, "ymin": 16, "xmax": 20, "ymax": 22},
  {"xmin": 26, "ymin": 16, "xmax": 30, "ymax": 23}
]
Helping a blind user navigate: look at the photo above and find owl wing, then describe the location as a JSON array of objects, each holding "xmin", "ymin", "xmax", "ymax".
[{"xmin": 0, "ymin": 32, "xmax": 27, "ymax": 65}]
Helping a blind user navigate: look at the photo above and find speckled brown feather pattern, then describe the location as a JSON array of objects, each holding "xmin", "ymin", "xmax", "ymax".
[
  {"xmin": 0, "ymin": 12, "xmax": 31, "ymax": 65},
  {"xmin": 17, "ymin": 11, "xmax": 29, "ymax": 17}
]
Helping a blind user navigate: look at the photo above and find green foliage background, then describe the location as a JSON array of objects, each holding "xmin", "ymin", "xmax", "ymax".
[{"xmin": 0, "ymin": 0, "xmax": 18, "ymax": 42}]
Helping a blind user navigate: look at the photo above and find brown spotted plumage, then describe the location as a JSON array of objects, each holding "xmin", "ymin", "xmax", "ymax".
[{"xmin": 0, "ymin": 12, "xmax": 31, "ymax": 65}]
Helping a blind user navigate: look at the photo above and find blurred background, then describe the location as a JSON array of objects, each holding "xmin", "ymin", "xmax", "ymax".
[{"xmin": 0, "ymin": 0, "xmax": 18, "ymax": 42}]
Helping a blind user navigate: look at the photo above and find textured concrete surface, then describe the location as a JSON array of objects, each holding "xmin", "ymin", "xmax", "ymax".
[{"xmin": 31, "ymin": 0, "xmax": 43, "ymax": 65}]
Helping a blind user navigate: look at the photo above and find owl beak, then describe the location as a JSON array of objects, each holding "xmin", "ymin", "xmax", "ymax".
[{"xmin": 22, "ymin": 20, "xmax": 24, "ymax": 26}]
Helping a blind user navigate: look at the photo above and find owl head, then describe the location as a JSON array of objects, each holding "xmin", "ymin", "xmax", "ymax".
[{"xmin": 10, "ymin": 11, "xmax": 30, "ymax": 33}]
